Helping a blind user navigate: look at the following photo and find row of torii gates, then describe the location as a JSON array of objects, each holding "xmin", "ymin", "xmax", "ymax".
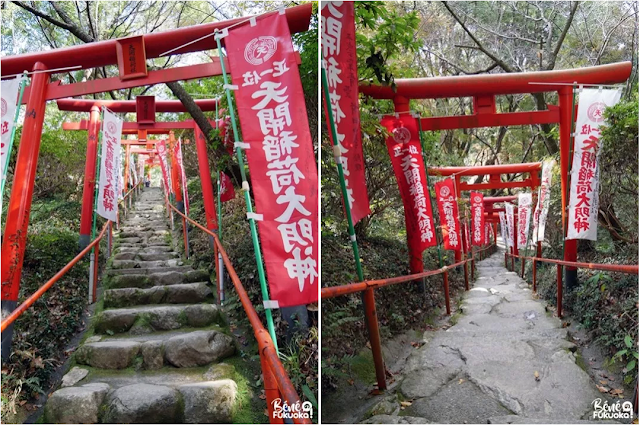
[
  {"xmin": 0, "ymin": 2, "xmax": 313, "ymax": 383},
  {"xmin": 361, "ymin": 61, "xmax": 632, "ymax": 287},
  {"xmin": 321, "ymin": 61, "xmax": 632, "ymax": 393}
]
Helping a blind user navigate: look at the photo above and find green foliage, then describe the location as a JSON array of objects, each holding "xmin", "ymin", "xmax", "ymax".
[{"xmin": 355, "ymin": 2, "xmax": 421, "ymax": 87}]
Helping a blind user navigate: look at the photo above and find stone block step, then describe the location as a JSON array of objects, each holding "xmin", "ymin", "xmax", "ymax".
[
  {"xmin": 75, "ymin": 330, "xmax": 235, "ymax": 369},
  {"xmin": 106, "ymin": 265, "xmax": 194, "ymax": 276},
  {"xmin": 104, "ymin": 282, "xmax": 212, "ymax": 308},
  {"xmin": 107, "ymin": 269, "xmax": 210, "ymax": 289},
  {"xmin": 110, "ymin": 259, "xmax": 181, "ymax": 270},
  {"xmin": 113, "ymin": 251, "xmax": 178, "ymax": 262},
  {"xmin": 95, "ymin": 304, "xmax": 222, "ymax": 334},
  {"xmin": 45, "ymin": 378, "xmax": 237, "ymax": 424}
]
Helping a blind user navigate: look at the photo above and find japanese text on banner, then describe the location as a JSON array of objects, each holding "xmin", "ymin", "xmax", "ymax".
[
  {"xmin": 435, "ymin": 178, "xmax": 462, "ymax": 251},
  {"xmin": 470, "ymin": 192, "xmax": 484, "ymax": 247},
  {"xmin": 532, "ymin": 159, "xmax": 554, "ymax": 243},
  {"xmin": 96, "ymin": 110, "xmax": 123, "ymax": 222},
  {"xmin": 225, "ymin": 12, "xmax": 318, "ymax": 307},
  {"xmin": 381, "ymin": 115, "xmax": 437, "ymax": 254},
  {"xmin": 156, "ymin": 139, "xmax": 171, "ymax": 198},
  {"xmin": 505, "ymin": 203, "xmax": 515, "ymax": 249},
  {"xmin": 517, "ymin": 193, "xmax": 532, "ymax": 249},
  {"xmin": 1, "ymin": 77, "xmax": 21, "ymax": 182},
  {"xmin": 175, "ymin": 139, "xmax": 189, "ymax": 215},
  {"xmin": 321, "ymin": 1, "xmax": 370, "ymax": 224},
  {"xmin": 567, "ymin": 89, "xmax": 620, "ymax": 241}
]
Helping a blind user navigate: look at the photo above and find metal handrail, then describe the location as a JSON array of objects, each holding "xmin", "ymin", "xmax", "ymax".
[
  {"xmin": 0, "ymin": 181, "xmax": 143, "ymax": 332},
  {"xmin": 164, "ymin": 200, "xmax": 311, "ymax": 424},
  {"xmin": 320, "ymin": 242, "xmax": 497, "ymax": 391},
  {"xmin": 0, "ymin": 221, "xmax": 109, "ymax": 332},
  {"xmin": 505, "ymin": 250, "xmax": 638, "ymax": 318}
]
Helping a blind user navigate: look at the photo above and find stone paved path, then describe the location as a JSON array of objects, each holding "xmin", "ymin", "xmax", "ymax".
[
  {"xmin": 365, "ymin": 248, "xmax": 602, "ymax": 424},
  {"xmin": 45, "ymin": 187, "xmax": 240, "ymax": 424}
]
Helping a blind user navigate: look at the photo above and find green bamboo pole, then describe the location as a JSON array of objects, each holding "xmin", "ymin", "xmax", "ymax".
[
  {"xmin": 417, "ymin": 115, "xmax": 444, "ymax": 268},
  {"xmin": 216, "ymin": 100, "xmax": 221, "ymax": 241},
  {"xmin": 215, "ymin": 34, "xmax": 278, "ymax": 352},
  {"xmin": 1, "ymin": 74, "xmax": 28, "ymax": 202},
  {"xmin": 321, "ymin": 61, "xmax": 364, "ymax": 282}
]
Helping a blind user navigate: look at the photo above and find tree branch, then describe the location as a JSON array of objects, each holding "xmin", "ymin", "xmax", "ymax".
[
  {"xmin": 442, "ymin": 1, "xmax": 515, "ymax": 73},
  {"xmin": 547, "ymin": 1, "xmax": 579, "ymax": 70}
]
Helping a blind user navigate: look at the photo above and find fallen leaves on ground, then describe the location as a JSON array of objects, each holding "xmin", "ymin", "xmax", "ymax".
[{"xmin": 596, "ymin": 385, "xmax": 610, "ymax": 393}]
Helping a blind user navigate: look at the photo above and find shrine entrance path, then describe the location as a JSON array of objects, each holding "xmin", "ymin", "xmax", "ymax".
[
  {"xmin": 363, "ymin": 248, "xmax": 602, "ymax": 424},
  {"xmin": 43, "ymin": 187, "xmax": 243, "ymax": 424}
]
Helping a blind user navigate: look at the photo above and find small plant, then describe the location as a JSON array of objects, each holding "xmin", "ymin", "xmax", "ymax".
[{"xmin": 613, "ymin": 335, "xmax": 639, "ymax": 385}]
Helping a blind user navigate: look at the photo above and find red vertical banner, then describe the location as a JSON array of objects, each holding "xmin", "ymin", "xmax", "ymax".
[
  {"xmin": 381, "ymin": 115, "xmax": 437, "ymax": 256},
  {"xmin": 156, "ymin": 139, "xmax": 171, "ymax": 197},
  {"xmin": 220, "ymin": 172, "xmax": 235, "ymax": 202},
  {"xmin": 470, "ymin": 192, "xmax": 485, "ymax": 246},
  {"xmin": 174, "ymin": 138, "xmax": 189, "ymax": 215},
  {"xmin": 225, "ymin": 13, "xmax": 318, "ymax": 307},
  {"xmin": 435, "ymin": 178, "xmax": 462, "ymax": 251},
  {"xmin": 321, "ymin": 1, "xmax": 370, "ymax": 224}
]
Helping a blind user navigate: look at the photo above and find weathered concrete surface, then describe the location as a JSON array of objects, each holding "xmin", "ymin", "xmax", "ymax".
[
  {"xmin": 362, "ymin": 249, "xmax": 602, "ymax": 424},
  {"xmin": 392, "ymin": 252, "xmax": 598, "ymax": 423}
]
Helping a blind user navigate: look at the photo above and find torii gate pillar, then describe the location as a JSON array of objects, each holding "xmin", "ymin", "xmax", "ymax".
[
  {"xmin": 79, "ymin": 106, "xmax": 101, "ymax": 250},
  {"xmin": 393, "ymin": 95, "xmax": 424, "ymax": 274},
  {"xmin": 1, "ymin": 63, "xmax": 49, "ymax": 361},
  {"xmin": 559, "ymin": 87, "xmax": 578, "ymax": 289}
]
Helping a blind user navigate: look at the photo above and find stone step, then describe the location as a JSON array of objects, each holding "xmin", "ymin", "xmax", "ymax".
[
  {"xmin": 46, "ymin": 367, "xmax": 238, "ymax": 424},
  {"xmin": 106, "ymin": 265, "xmax": 194, "ymax": 276},
  {"xmin": 95, "ymin": 304, "xmax": 222, "ymax": 334},
  {"xmin": 114, "ymin": 245, "xmax": 174, "ymax": 254},
  {"xmin": 107, "ymin": 269, "xmax": 210, "ymax": 289},
  {"xmin": 75, "ymin": 329, "xmax": 235, "ymax": 369},
  {"xmin": 110, "ymin": 259, "xmax": 182, "ymax": 270},
  {"xmin": 104, "ymin": 282, "xmax": 212, "ymax": 308},
  {"xmin": 118, "ymin": 229, "xmax": 169, "ymax": 239},
  {"xmin": 113, "ymin": 251, "xmax": 179, "ymax": 262}
]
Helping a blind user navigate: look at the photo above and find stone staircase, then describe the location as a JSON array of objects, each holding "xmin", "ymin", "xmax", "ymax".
[{"xmin": 45, "ymin": 187, "xmax": 240, "ymax": 424}]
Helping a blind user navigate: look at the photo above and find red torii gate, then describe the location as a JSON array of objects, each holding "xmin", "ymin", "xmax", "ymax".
[
  {"xmin": 57, "ymin": 96, "xmax": 222, "ymax": 249},
  {"xmin": 0, "ymin": 3, "xmax": 312, "ymax": 357},
  {"xmin": 361, "ymin": 62, "xmax": 632, "ymax": 288}
]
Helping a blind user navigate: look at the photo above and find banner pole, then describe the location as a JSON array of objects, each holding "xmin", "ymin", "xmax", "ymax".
[
  {"xmin": 417, "ymin": 116, "xmax": 444, "ymax": 268},
  {"xmin": 322, "ymin": 57, "xmax": 386, "ymax": 390},
  {"xmin": 320, "ymin": 61, "xmax": 364, "ymax": 282},
  {"xmin": 88, "ymin": 108, "xmax": 105, "ymax": 304},
  {"xmin": 1, "ymin": 73, "xmax": 28, "ymax": 202},
  {"xmin": 215, "ymin": 34, "xmax": 278, "ymax": 353},
  {"xmin": 562, "ymin": 83, "xmax": 577, "ymax": 264}
]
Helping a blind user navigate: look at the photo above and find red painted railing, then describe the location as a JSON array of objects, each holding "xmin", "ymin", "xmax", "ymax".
[
  {"xmin": 165, "ymin": 201, "xmax": 311, "ymax": 425},
  {"xmin": 505, "ymin": 252, "xmax": 639, "ymax": 318},
  {"xmin": 0, "ymin": 182, "xmax": 142, "ymax": 332},
  {"xmin": 321, "ymin": 242, "xmax": 497, "ymax": 392}
]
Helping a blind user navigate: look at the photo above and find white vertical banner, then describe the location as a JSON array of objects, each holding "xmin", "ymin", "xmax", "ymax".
[
  {"xmin": 567, "ymin": 88, "xmax": 621, "ymax": 241},
  {"xmin": 1, "ymin": 77, "xmax": 22, "ymax": 180},
  {"xmin": 499, "ymin": 212, "xmax": 508, "ymax": 247},
  {"xmin": 517, "ymin": 193, "xmax": 532, "ymax": 249},
  {"xmin": 96, "ymin": 109, "xmax": 123, "ymax": 221},
  {"xmin": 130, "ymin": 154, "xmax": 136, "ymax": 185},
  {"xmin": 117, "ymin": 147, "xmax": 124, "ymax": 200},
  {"xmin": 505, "ymin": 203, "xmax": 515, "ymax": 248},
  {"xmin": 532, "ymin": 159, "xmax": 554, "ymax": 243}
]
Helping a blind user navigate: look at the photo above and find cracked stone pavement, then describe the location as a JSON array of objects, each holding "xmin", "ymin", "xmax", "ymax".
[{"xmin": 368, "ymin": 249, "xmax": 602, "ymax": 424}]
